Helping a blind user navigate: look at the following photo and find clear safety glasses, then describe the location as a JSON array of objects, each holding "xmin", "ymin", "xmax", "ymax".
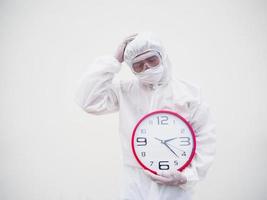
[{"xmin": 131, "ymin": 51, "xmax": 161, "ymax": 73}]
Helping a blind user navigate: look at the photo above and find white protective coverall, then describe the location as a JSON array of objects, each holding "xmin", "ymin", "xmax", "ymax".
[{"xmin": 75, "ymin": 32, "xmax": 216, "ymax": 200}]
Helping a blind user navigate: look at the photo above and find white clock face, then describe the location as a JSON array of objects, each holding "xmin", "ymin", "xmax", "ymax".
[{"xmin": 131, "ymin": 110, "xmax": 196, "ymax": 174}]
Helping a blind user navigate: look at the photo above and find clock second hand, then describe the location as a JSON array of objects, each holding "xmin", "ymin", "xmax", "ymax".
[
  {"xmin": 163, "ymin": 137, "xmax": 186, "ymax": 154},
  {"xmin": 163, "ymin": 143, "xmax": 179, "ymax": 158},
  {"xmin": 154, "ymin": 137, "xmax": 165, "ymax": 144},
  {"xmin": 167, "ymin": 143, "xmax": 186, "ymax": 154},
  {"xmin": 154, "ymin": 137, "xmax": 179, "ymax": 158}
]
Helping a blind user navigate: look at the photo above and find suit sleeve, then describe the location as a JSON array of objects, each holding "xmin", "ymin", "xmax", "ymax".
[
  {"xmin": 74, "ymin": 55, "xmax": 121, "ymax": 115},
  {"xmin": 179, "ymin": 92, "xmax": 216, "ymax": 190}
]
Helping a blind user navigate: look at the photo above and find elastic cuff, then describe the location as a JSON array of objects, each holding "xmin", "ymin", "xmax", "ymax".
[{"xmin": 179, "ymin": 168, "xmax": 199, "ymax": 190}]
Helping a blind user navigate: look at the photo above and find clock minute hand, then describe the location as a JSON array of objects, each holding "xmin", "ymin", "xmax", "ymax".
[
  {"xmin": 167, "ymin": 143, "xmax": 186, "ymax": 153},
  {"xmin": 154, "ymin": 137, "xmax": 179, "ymax": 158},
  {"xmin": 163, "ymin": 143, "xmax": 179, "ymax": 158}
]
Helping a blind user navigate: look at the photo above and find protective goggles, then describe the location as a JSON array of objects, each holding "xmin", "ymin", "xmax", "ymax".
[{"xmin": 131, "ymin": 51, "xmax": 161, "ymax": 73}]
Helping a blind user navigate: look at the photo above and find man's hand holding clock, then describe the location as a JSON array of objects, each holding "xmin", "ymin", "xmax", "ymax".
[{"xmin": 144, "ymin": 169, "xmax": 187, "ymax": 186}]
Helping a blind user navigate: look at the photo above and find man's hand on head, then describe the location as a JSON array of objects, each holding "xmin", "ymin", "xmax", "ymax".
[{"xmin": 114, "ymin": 33, "xmax": 138, "ymax": 63}]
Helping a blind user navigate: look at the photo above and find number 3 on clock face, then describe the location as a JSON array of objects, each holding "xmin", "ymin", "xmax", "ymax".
[{"xmin": 131, "ymin": 110, "xmax": 196, "ymax": 174}]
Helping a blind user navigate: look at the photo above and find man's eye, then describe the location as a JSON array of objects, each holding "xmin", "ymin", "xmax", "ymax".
[
  {"xmin": 133, "ymin": 62, "xmax": 144, "ymax": 72},
  {"xmin": 148, "ymin": 58, "xmax": 156, "ymax": 62},
  {"xmin": 133, "ymin": 63, "xmax": 139, "ymax": 67},
  {"xmin": 133, "ymin": 63, "xmax": 142, "ymax": 68},
  {"xmin": 147, "ymin": 56, "xmax": 158, "ymax": 62}
]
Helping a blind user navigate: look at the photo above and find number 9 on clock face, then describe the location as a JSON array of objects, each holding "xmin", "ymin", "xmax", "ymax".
[{"xmin": 131, "ymin": 110, "xmax": 196, "ymax": 174}]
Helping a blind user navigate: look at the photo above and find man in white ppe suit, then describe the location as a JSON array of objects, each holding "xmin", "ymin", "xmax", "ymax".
[{"xmin": 75, "ymin": 32, "xmax": 216, "ymax": 200}]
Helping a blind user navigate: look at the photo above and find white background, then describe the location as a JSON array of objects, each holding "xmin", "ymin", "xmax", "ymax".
[{"xmin": 1, "ymin": 0, "xmax": 267, "ymax": 199}]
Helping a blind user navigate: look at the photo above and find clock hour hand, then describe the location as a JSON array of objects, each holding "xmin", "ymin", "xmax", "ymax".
[
  {"xmin": 154, "ymin": 137, "xmax": 178, "ymax": 144},
  {"xmin": 163, "ymin": 137, "xmax": 178, "ymax": 143}
]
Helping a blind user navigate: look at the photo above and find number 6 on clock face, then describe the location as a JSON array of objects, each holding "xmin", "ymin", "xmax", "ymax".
[{"xmin": 131, "ymin": 110, "xmax": 196, "ymax": 175}]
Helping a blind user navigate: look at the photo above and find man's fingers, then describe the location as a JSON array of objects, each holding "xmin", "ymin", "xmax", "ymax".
[
  {"xmin": 124, "ymin": 33, "xmax": 138, "ymax": 44},
  {"xmin": 144, "ymin": 170, "xmax": 187, "ymax": 186},
  {"xmin": 125, "ymin": 33, "xmax": 138, "ymax": 39},
  {"xmin": 144, "ymin": 170, "xmax": 170, "ymax": 183},
  {"xmin": 158, "ymin": 170, "xmax": 178, "ymax": 178}
]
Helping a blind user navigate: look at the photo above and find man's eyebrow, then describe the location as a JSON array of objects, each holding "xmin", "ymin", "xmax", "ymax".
[
  {"xmin": 147, "ymin": 55, "xmax": 157, "ymax": 59},
  {"xmin": 133, "ymin": 60, "xmax": 144, "ymax": 64},
  {"xmin": 144, "ymin": 55, "xmax": 157, "ymax": 60}
]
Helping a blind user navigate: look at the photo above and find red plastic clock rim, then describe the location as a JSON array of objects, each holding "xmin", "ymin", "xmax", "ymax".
[{"xmin": 131, "ymin": 110, "xmax": 197, "ymax": 175}]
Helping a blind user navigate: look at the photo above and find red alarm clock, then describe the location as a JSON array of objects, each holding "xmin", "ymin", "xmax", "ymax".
[{"xmin": 131, "ymin": 110, "xmax": 196, "ymax": 174}]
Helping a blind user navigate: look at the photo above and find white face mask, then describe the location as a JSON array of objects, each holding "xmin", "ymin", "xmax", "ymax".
[{"xmin": 135, "ymin": 64, "xmax": 164, "ymax": 84}]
